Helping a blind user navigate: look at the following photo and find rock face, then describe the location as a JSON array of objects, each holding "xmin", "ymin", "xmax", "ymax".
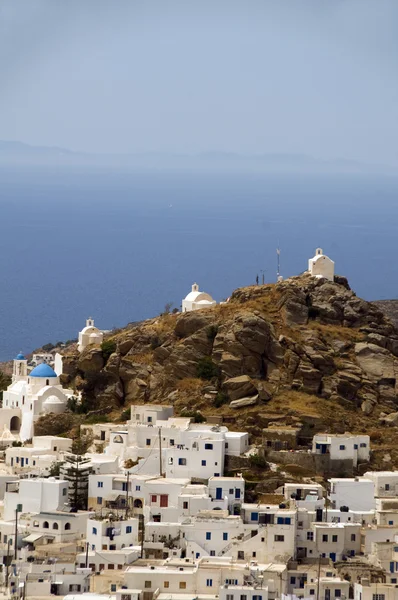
[{"xmin": 60, "ymin": 273, "xmax": 398, "ymax": 417}]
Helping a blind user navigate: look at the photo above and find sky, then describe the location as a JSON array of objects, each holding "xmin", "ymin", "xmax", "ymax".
[{"xmin": 0, "ymin": 0, "xmax": 398, "ymax": 165}]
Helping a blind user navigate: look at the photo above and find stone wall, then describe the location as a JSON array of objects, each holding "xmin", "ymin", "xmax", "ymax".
[{"xmin": 266, "ymin": 449, "xmax": 354, "ymax": 477}]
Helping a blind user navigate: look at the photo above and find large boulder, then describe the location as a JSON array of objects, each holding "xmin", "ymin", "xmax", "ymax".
[
  {"xmin": 230, "ymin": 395, "xmax": 259, "ymax": 408},
  {"xmin": 175, "ymin": 312, "xmax": 215, "ymax": 338},
  {"xmin": 355, "ymin": 342, "xmax": 396, "ymax": 381},
  {"xmin": 222, "ymin": 375, "xmax": 258, "ymax": 401},
  {"xmin": 78, "ymin": 346, "xmax": 104, "ymax": 373}
]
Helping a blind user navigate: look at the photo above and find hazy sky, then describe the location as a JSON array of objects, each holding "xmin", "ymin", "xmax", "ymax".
[{"xmin": 1, "ymin": 0, "xmax": 397, "ymax": 164}]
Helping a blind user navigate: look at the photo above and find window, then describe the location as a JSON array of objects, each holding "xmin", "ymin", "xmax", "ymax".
[
  {"xmin": 65, "ymin": 523, "xmax": 71, "ymax": 530},
  {"xmin": 351, "ymin": 534, "xmax": 356, "ymax": 541},
  {"xmin": 354, "ymin": 444, "xmax": 358, "ymax": 449},
  {"xmin": 372, "ymin": 595, "xmax": 385, "ymax": 600},
  {"xmin": 92, "ymin": 527, "xmax": 97, "ymax": 535},
  {"xmin": 148, "ymin": 416, "xmax": 152, "ymax": 422},
  {"xmin": 310, "ymin": 590, "xmax": 315, "ymax": 596},
  {"xmin": 178, "ymin": 458, "xmax": 187, "ymax": 466},
  {"xmin": 229, "ymin": 489, "xmax": 234, "ymax": 494},
  {"xmin": 33, "ymin": 520, "xmax": 39, "ymax": 528},
  {"xmin": 164, "ymin": 582, "xmax": 169, "ymax": 588},
  {"xmin": 205, "ymin": 443, "xmax": 213, "ymax": 450},
  {"xmin": 235, "ymin": 489, "xmax": 241, "ymax": 499},
  {"xmin": 151, "ymin": 495, "xmax": 157, "ymax": 503},
  {"xmin": 251, "ymin": 512, "xmax": 259, "ymax": 522},
  {"xmin": 122, "ymin": 482, "xmax": 128, "ymax": 492},
  {"xmin": 179, "ymin": 582, "xmax": 186, "ymax": 589},
  {"xmin": 252, "ymin": 552, "xmax": 256, "ymax": 558},
  {"xmin": 206, "ymin": 532, "xmax": 211, "ymax": 540},
  {"xmin": 386, "ymin": 484, "xmax": 390, "ymax": 491},
  {"xmin": 253, "ymin": 596, "xmax": 262, "ymax": 600},
  {"xmin": 97, "ymin": 497, "xmax": 102, "ymax": 505},
  {"xmin": 144, "ymin": 581, "xmax": 151, "ymax": 588},
  {"xmin": 307, "ymin": 532, "xmax": 314, "ymax": 541},
  {"xmin": 339, "ymin": 445, "xmax": 346, "ymax": 450},
  {"xmin": 223, "ymin": 533, "xmax": 228, "ymax": 541},
  {"xmin": 360, "ymin": 443, "xmax": 367, "ymax": 448},
  {"xmin": 227, "ymin": 595, "xmax": 234, "ymax": 600},
  {"xmin": 111, "ymin": 585, "xmax": 117, "ymax": 592},
  {"xmin": 43, "ymin": 521, "xmax": 49, "ymax": 529},
  {"xmin": 210, "ymin": 550, "xmax": 215, "ymax": 556},
  {"xmin": 214, "ymin": 473, "xmax": 220, "ymax": 477},
  {"xmin": 332, "ymin": 535, "xmax": 338, "ymax": 542},
  {"xmin": 206, "ymin": 579, "xmax": 213, "ymax": 587},
  {"xmin": 69, "ymin": 585, "xmax": 81, "ymax": 592},
  {"xmin": 238, "ymin": 551, "xmax": 244, "ymax": 560},
  {"xmin": 322, "ymin": 534, "xmax": 328, "ymax": 542},
  {"xmin": 275, "ymin": 535, "xmax": 284, "ymax": 542},
  {"xmin": 98, "ymin": 481, "xmax": 103, "ymax": 488},
  {"xmin": 170, "ymin": 439, "xmax": 175, "ymax": 446},
  {"xmin": 146, "ymin": 439, "xmax": 151, "ymax": 446},
  {"xmin": 241, "ymin": 595, "xmax": 247, "ymax": 600},
  {"xmin": 52, "ymin": 523, "xmax": 59, "ymax": 530},
  {"xmin": 126, "ymin": 526, "xmax": 132, "ymax": 533},
  {"xmin": 63, "ymin": 488, "xmax": 67, "ymax": 496},
  {"xmin": 136, "ymin": 485, "xmax": 141, "ymax": 491},
  {"xmin": 290, "ymin": 577, "xmax": 296, "ymax": 585},
  {"xmin": 335, "ymin": 590, "xmax": 341, "ymax": 598},
  {"xmin": 25, "ymin": 458, "xmax": 28, "ymax": 465},
  {"xmin": 389, "ymin": 521, "xmax": 394, "ymax": 526},
  {"xmin": 183, "ymin": 502, "xmax": 188, "ymax": 509}
]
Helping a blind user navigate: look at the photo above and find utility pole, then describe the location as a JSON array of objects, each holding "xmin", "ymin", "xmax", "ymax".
[
  {"xmin": 260, "ymin": 269, "xmax": 266, "ymax": 285},
  {"xmin": 316, "ymin": 554, "xmax": 321, "ymax": 600},
  {"xmin": 125, "ymin": 470, "xmax": 130, "ymax": 518},
  {"xmin": 140, "ymin": 514, "xmax": 145, "ymax": 559},
  {"xmin": 5, "ymin": 539, "xmax": 11, "ymax": 588},
  {"xmin": 85, "ymin": 541, "xmax": 89, "ymax": 569},
  {"xmin": 14, "ymin": 507, "xmax": 18, "ymax": 560},
  {"xmin": 159, "ymin": 427, "xmax": 163, "ymax": 477}
]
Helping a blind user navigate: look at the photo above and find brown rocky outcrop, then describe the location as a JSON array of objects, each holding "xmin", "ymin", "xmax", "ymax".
[{"xmin": 59, "ymin": 274, "xmax": 398, "ymax": 418}]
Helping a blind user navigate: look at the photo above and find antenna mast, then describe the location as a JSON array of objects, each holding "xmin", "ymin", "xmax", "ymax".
[{"xmin": 276, "ymin": 246, "xmax": 281, "ymax": 281}]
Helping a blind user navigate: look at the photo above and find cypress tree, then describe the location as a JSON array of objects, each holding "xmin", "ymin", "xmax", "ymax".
[{"xmin": 63, "ymin": 454, "xmax": 91, "ymax": 511}]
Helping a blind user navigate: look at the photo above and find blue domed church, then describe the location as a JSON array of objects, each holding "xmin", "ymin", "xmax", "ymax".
[{"xmin": 2, "ymin": 354, "xmax": 74, "ymax": 441}]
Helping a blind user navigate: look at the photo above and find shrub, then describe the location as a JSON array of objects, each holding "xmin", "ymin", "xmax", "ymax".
[
  {"xmin": 120, "ymin": 408, "xmax": 131, "ymax": 422},
  {"xmin": 206, "ymin": 325, "xmax": 219, "ymax": 341},
  {"xmin": 214, "ymin": 392, "xmax": 228, "ymax": 408},
  {"xmin": 180, "ymin": 410, "xmax": 206, "ymax": 423},
  {"xmin": 101, "ymin": 339, "xmax": 117, "ymax": 361},
  {"xmin": 197, "ymin": 356, "xmax": 219, "ymax": 380},
  {"xmin": 84, "ymin": 414, "xmax": 110, "ymax": 425},
  {"xmin": 249, "ymin": 452, "xmax": 267, "ymax": 469}
]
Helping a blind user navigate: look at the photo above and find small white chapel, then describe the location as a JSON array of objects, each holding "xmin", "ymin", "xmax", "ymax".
[
  {"xmin": 308, "ymin": 248, "xmax": 335, "ymax": 281},
  {"xmin": 78, "ymin": 317, "xmax": 103, "ymax": 352},
  {"xmin": 1, "ymin": 353, "xmax": 74, "ymax": 441},
  {"xmin": 182, "ymin": 283, "xmax": 217, "ymax": 312}
]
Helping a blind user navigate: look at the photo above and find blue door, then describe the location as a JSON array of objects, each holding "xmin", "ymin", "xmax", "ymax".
[
  {"xmin": 216, "ymin": 488, "xmax": 223, "ymax": 500},
  {"xmin": 330, "ymin": 553, "xmax": 336, "ymax": 562}
]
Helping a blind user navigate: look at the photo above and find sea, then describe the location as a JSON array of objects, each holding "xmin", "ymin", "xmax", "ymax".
[{"xmin": 0, "ymin": 165, "xmax": 397, "ymax": 361}]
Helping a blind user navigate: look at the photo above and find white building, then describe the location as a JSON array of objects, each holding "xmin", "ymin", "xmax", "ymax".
[
  {"xmin": 1, "ymin": 354, "xmax": 74, "ymax": 440},
  {"xmin": 3, "ymin": 477, "xmax": 69, "ymax": 521},
  {"xmin": 312, "ymin": 433, "xmax": 370, "ymax": 467},
  {"xmin": 363, "ymin": 471, "xmax": 398, "ymax": 498},
  {"xmin": 308, "ymin": 248, "xmax": 335, "ymax": 281},
  {"xmin": 5, "ymin": 435, "xmax": 72, "ymax": 473},
  {"xmin": 328, "ymin": 478, "xmax": 375, "ymax": 511},
  {"xmin": 30, "ymin": 352, "xmax": 54, "ymax": 366},
  {"xmin": 78, "ymin": 317, "xmax": 104, "ymax": 352},
  {"xmin": 182, "ymin": 283, "xmax": 216, "ymax": 312},
  {"xmin": 87, "ymin": 516, "xmax": 139, "ymax": 551}
]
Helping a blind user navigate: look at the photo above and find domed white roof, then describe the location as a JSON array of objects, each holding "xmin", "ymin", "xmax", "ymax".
[
  {"xmin": 184, "ymin": 283, "xmax": 214, "ymax": 302},
  {"xmin": 43, "ymin": 395, "xmax": 65, "ymax": 405}
]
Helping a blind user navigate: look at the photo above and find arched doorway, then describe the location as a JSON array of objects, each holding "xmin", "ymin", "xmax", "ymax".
[
  {"xmin": 10, "ymin": 416, "xmax": 21, "ymax": 432},
  {"xmin": 133, "ymin": 499, "xmax": 143, "ymax": 509}
]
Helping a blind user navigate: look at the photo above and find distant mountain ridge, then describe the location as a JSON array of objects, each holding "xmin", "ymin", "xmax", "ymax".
[{"xmin": 0, "ymin": 140, "xmax": 393, "ymax": 174}]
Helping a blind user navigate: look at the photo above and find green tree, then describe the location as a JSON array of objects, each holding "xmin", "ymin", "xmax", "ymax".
[{"xmin": 63, "ymin": 454, "xmax": 92, "ymax": 511}]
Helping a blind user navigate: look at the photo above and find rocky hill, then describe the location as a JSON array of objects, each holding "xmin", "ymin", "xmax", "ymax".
[
  {"xmin": 373, "ymin": 300, "xmax": 398, "ymax": 329},
  {"xmin": 50, "ymin": 273, "xmax": 398, "ymax": 470}
]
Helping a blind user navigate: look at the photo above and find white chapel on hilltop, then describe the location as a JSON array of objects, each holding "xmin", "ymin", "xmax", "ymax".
[
  {"xmin": 78, "ymin": 317, "xmax": 104, "ymax": 353},
  {"xmin": 308, "ymin": 248, "xmax": 335, "ymax": 281},
  {"xmin": 1, "ymin": 353, "xmax": 74, "ymax": 441},
  {"xmin": 182, "ymin": 283, "xmax": 216, "ymax": 312}
]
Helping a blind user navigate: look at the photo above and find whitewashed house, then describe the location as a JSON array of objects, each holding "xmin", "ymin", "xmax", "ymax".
[
  {"xmin": 308, "ymin": 248, "xmax": 335, "ymax": 281},
  {"xmin": 329, "ymin": 478, "xmax": 375, "ymax": 511},
  {"xmin": 313, "ymin": 433, "xmax": 370, "ymax": 467},
  {"xmin": 86, "ymin": 516, "xmax": 139, "ymax": 551}
]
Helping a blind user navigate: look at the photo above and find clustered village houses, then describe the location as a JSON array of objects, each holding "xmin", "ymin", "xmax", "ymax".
[{"xmin": 0, "ymin": 250, "xmax": 396, "ymax": 600}]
